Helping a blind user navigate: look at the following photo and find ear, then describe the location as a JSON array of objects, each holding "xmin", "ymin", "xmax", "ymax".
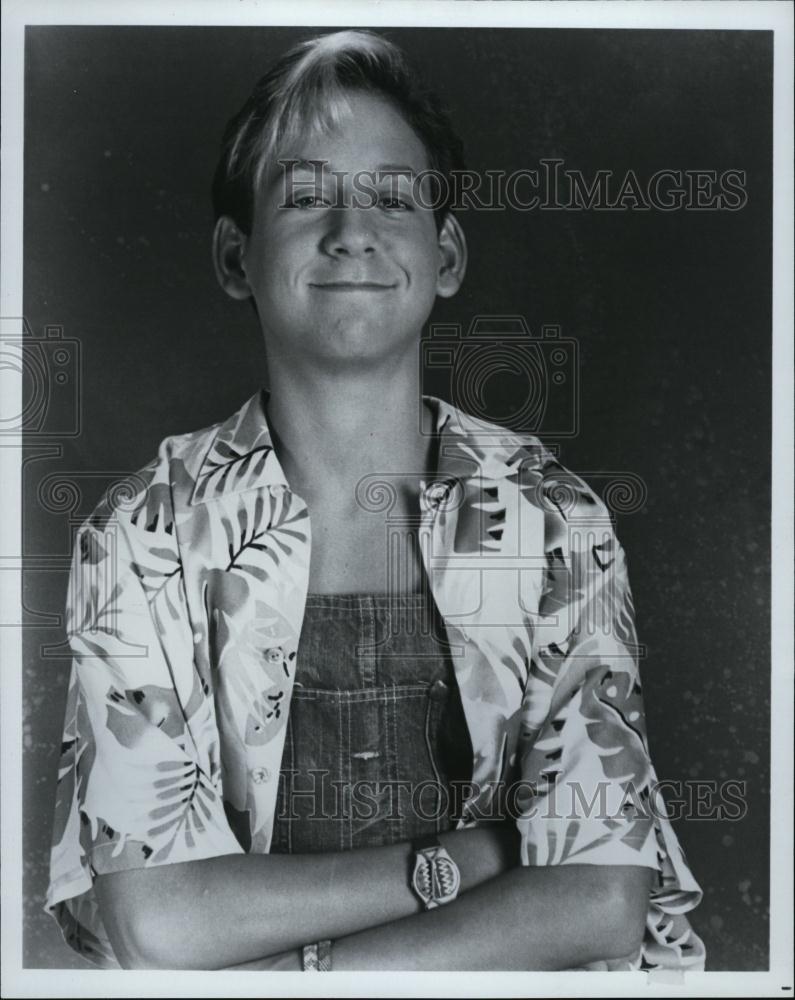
[
  {"xmin": 435, "ymin": 212, "xmax": 468, "ymax": 299},
  {"xmin": 212, "ymin": 216, "xmax": 252, "ymax": 301}
]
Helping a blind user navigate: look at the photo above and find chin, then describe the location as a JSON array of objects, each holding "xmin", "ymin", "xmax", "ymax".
[{"xmin": 313, "ymin": 322, "xmax": 415, "ymax": 362}]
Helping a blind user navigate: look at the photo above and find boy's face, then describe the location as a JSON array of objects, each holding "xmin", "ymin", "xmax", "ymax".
[{"xmin": 234, "ymin": 89, "xmax": 463, "ymax": 370}]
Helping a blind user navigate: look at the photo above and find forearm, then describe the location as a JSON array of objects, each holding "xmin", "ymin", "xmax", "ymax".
[
  {"xmin": 221, "ymin": 949, "xmax": 304, "ymax": 971},
  {"xmin": 96, "ymin": 821, "xmax": 519, "ymax": 969},
  {"xmin": 331, "ymin": 863, "xmax": 654, "ymax": 971}
]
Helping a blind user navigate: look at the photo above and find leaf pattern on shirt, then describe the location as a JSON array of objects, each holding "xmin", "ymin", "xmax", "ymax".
[
  {"xmin": 217, "ymin": 486, "xmax": 310, "ymax": 596},
  {"xmin": 106, "ymin": 684, "xmax": 190, "ymax": 744},
  {"xmin": 84, "ymin": 815, "xmax": 154, "ymax": 876},
  {"xmin": 195, "ymin": 443, "xmax": 276, "ymax": 502},
  {"xmin": 66, "ymin": 532, "xmax": 123, "ymax": 638},
  {"xmin": 579, "ymin": 666, "xmax": 650, "ymax": 785},
  {"xmin": 144, "ymin": 761, "xmax": 224, "ymax": 861}
]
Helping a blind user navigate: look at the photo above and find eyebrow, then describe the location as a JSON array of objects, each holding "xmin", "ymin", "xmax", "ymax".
[
  {"xmin": 278, "ymin": 159, "xmax": 419, "ymax": 178},
  {"xmin": 267, "ymin": 159, "xmax": 424, "ymax": 207},
  {"xmin": 373, "ymin": 164, "xmax": 418, "ymax": 177}
]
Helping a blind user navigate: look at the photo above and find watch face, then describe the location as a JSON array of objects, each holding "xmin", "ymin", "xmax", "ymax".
[
  {"xmin": 413, "ymin": 853, "xmax": 435, "ymax": 905},
  {"xmin": 413, "ymin": 846, "xmax": 461, "ymax": 908},
  {"xmin": 433, "ymin": 850, "xmax": 461, "ymax": 901}
]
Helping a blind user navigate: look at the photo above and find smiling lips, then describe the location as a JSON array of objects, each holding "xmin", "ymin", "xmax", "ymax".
[{"xmin": 309, "ymin": 281, "xmax": 397, "ymax": 291}]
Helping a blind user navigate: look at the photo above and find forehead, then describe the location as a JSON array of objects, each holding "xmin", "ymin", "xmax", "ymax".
[{"xmin": 269, "ymin": 90, "xmax": 431, "ymax": 180}]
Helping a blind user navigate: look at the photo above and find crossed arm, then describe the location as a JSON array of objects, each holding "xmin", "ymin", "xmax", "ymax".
[{"xmin": 95, "ymin": 820, "xmax": 653, "ymax": 971}]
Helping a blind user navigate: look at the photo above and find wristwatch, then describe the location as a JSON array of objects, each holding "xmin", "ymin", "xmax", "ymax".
[{"xmin": 410, "ymin": 833, "xmax": 461, "ymax": 910}]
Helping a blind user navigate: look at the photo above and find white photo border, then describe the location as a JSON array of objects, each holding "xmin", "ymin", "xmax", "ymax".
[{"xmin": 1, "ymin": 1, "xmax": 792, "ymax": 997}]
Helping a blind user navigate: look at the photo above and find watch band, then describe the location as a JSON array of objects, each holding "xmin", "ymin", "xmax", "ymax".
[
  {"xmin": 302, "ymin": 939, "xmax": 332, "ymax": 971},
  {"xmin": 411, "ymin": 833, "xmax": 461, "ymax": 910},
  {"xmin": 317, "ymin": 939, "xmax": 332, "ymax": 971}
]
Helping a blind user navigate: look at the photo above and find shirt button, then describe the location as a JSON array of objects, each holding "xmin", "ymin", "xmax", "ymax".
[
  {"xmin": 429, "ymin": 679, "xmax": 448, "ymax": 702},
  {"xmin": 251, "ymin": 766, "xmax": 270, "ymax": 785},
  {"xmin": 192, "ymin": 632, "xmax": 202, "ymax": 644},
  {"xmin": 269, "ymin": 483, "xmax": 287, "ymax": 498},
  {"xmin": 266, "ymin": 647, "xmax": 283, "ymax": 663}
]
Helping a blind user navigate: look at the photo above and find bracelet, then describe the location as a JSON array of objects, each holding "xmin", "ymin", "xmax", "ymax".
[{"xmin": 302, "ymin": 939, "xmax": 332, "ymax": 971}]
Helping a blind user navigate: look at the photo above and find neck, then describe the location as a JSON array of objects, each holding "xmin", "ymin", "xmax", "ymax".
[{"xmin": 263, "ymin": 359, "xmax": 438, "ymax": 507}]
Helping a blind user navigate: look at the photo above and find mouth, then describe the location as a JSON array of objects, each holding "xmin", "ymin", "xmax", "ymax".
[{"xmin": 308, "ymin": 282, "xmax": 398, "ymax": 292}]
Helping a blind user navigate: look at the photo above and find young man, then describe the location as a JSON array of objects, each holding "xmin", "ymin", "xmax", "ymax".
[{"xmin": 46, "ymin": 29, "xmax": 704, "ymax": 971}]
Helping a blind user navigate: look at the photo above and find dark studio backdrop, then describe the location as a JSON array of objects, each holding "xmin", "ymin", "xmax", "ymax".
[{"xmin": 21, "ymin": 26, "xmax": 772, "ymax": 969}]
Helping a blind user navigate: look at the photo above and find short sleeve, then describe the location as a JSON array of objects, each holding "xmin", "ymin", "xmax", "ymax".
[
  {"xmin": 45, "ymin": 503, "xmax": 244, "ymax": 967},
  {"xmin": 516, "ymin": 502, "xmax": 706, "ymax": 971}
]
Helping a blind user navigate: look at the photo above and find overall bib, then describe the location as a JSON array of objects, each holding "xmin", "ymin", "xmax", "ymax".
[{"xmin": 270, "ymin": 590, "xmax": 474, "ymax": 853}]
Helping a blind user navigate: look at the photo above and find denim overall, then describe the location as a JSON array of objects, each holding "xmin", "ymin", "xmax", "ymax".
[{"xmin": 270, "ymin": 589, "xmax": 474, "ymax": 854}]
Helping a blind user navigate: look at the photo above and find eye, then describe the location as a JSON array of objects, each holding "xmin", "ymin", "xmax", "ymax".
[
  {"xmin": 287, "ymin": 194, "xmax": 328, "ymax": 209},
  {"xmin": 379, "ymin": 195, "xmax": 412, "ymax": 212}
]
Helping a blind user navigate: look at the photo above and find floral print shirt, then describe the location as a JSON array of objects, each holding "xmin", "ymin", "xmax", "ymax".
[{"xmin": 46, "ymin": 389, "xmax": 705, "ymax": 970}]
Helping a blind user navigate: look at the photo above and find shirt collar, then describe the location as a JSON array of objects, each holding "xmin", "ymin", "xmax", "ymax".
[{"xmin": 190, "ymin": 387, "xmax": 537, "ymax": 506}]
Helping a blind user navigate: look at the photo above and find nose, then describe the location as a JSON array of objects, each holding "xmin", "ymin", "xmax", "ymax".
[{"xmin": 320, "ymin": 208, "xmax": 377, "ymax": 257}]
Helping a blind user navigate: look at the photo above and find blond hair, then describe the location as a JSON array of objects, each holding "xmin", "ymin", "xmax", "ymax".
[{"xmin": 211, "ymin": 29, "xmax": 465, "ymax": 232}]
